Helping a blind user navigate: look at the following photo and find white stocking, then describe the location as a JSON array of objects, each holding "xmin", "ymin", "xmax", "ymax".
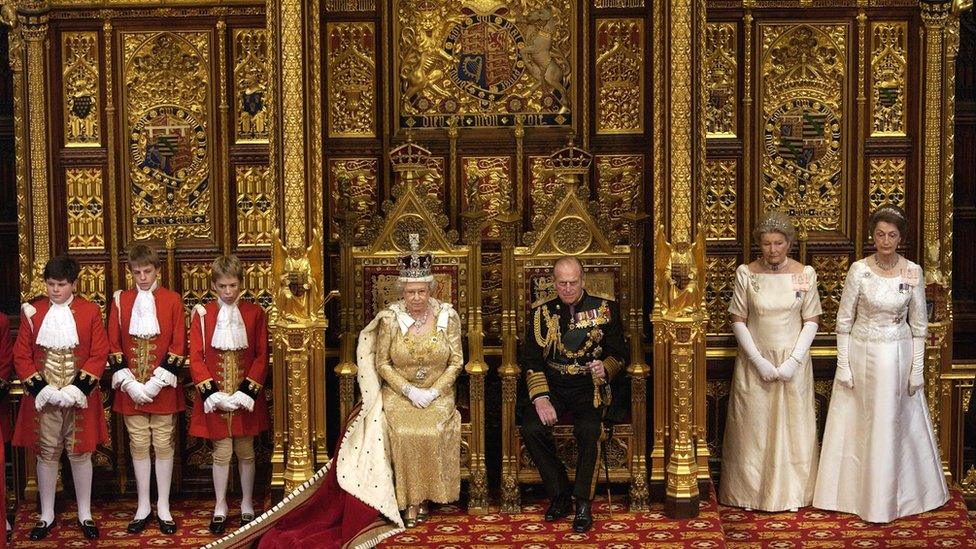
[
  {"xmin": 69, "ymin": 457, "xmax": 93, "ymax": 522},
  {"xmin": 155, "ymin": 458, "xmax": 174, "ymax": 522},
  {"xmin": 132, "ymin": 457, "xmax": 152, "ymax": 520},
  {"xmin": 36, "ymin": 460, "xmax": 59, "ymax": 525},
  {"xmin": 212, "ymin": 464, "xmax": 230, "ymax": 517},
  {"xmin": 239, "ymin": 460, "xmax": 256, "ymax": 516}
]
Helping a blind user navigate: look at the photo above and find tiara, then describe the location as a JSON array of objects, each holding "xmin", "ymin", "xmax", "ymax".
[
  {"xmin": 875, "ymin": 205, "xmax": 905, "ymax": 220},
  {"xmin": 755, "ymin": 214, "xmax": 793, "ymax": 236},
  {"xmin": 398, "ymin": 234, "xmax": 434, "ymax": 282}
]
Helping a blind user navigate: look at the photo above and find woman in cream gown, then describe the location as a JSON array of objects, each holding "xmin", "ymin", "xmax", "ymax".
[
  {"xmin": 720, "ymin": 211, "xmax": 822, "ymax": 512},
  {"xmin": 814, "ymin": 205, "xmax": 948, "ymax": 522}
]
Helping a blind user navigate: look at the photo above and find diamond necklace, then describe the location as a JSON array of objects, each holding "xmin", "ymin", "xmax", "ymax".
[
  {"xmin": 875, "ymin": 254, "xmax": 898, "ymax": 272},
  {"xmin": 761, "ymin": 257, "xmax": 785, "ymax": 272},
  {"xmin": 409, "ymin": 306, "xmax": 430, "ymax": 333}
]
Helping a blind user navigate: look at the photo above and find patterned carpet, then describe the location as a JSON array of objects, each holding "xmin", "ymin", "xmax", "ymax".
[{"xmin": 719, "ymin": 490, "xmax": 976, "ymax": 548}]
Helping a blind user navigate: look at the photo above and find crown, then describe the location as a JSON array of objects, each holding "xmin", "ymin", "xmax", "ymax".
[
  {"xmin": 390, "ymin": 135, "xmax": 434, "ymax": 175},
  {"xmin": 546, "ymin": 135, "xmax": 592, "ymax": 175},
  {"xmin": 755, "ymin": 211, "xmax": 794, "ymax": 237},
  {"xmin": 398, "ymin": 233, "xmax": 434, "ymax": 282}
]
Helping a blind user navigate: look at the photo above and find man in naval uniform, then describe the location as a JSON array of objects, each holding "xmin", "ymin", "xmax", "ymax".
[{"xmin": 518, "ymin": 256, "xmax": 627, "ymax": 533}]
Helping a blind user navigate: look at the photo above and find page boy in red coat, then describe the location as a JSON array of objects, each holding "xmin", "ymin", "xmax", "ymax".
[
  {"xmin": 13, "ymin": 255, "xmax": 109, "ymax": 540},
  {"xmin": 189, "ymin": 255, "xmax": 269, "ymax": 535},
  {"xmin": 108, "ymin": 244, "xmax": 186, "ymax": 535}
]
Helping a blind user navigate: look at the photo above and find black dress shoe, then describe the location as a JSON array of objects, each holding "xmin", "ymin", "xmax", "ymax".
[
  {"xmin": 127, "ymin": 512, "xmax": 152, "ymax": 534},
  {"xmin": 79, "ymin": 519, "xmax": 99, "ymax": 540},
  {"xmin": 572, "ymin": 500, "xmax": 593, "ymax": 533},
  {"xmin": 240, "ymin": 513, "xmax": 255, "ymax": 527},
  {"xmin": 209, "ymin": 515, "xmax": 227, "ymax": 535},
  {"xmin": 544, "ymin": 494, "xmax": 572, "ymax": 522},
  {"xmin": 157, "ymin": 515, "xmax": 178, "ymax": 535},
  {"xmin": 28, "ymin": 519, "xmax": 56, "ymax": 540}
]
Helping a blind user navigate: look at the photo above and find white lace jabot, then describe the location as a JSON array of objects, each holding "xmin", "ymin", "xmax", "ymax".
[
  {"xmin": 212, "ymin": 300, "xmax": 248, "ymax": 350},
  {"xmin": 36, "ymin": 295, "xmax": 79, "ymax": 350},
  {"xmin": 129, "ymin": 281, "xmax": 161, "ymax": 338}
]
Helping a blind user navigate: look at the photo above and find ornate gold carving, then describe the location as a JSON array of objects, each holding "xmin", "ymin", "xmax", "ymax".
[
  {"xmin": 236, "ymin": 165, "xmax": 276, "ymax": 247},
  {"xmin": 24, "ymin": 10, "xmax": 53, "ymax": 292},
  {"xmin": 325, "ymin": 0, "xmax": 375, "ymax": 10},
  {"xmin": 77, "ymin": 263, "xmax": 107, "ymax": 316},
  {"xmin": 180, "ymin": 261, "xmax": 214, "ymax": 319},
  {"xmin": 329, "ymin": 158, "xmax": 377, "ymax": 243},
  {"xmin": 705, "ymin": 255, "xmax": 738, "ymax": 334},
  {"xmin": 669, "ymin": 0, "xmax": 694, "ymax": 243},
  {"xmin": 760, "ymin": 24, "xmax": 847, "ymax": 233},
  {"xmin": 595, "ymin": 18, "xmax": 643, "ymax": 134},
  {"xmin": 870, "ymin": 22, "xmax": 908, "ymax": 136},
  {"xmin": 552, "ymin": 217, "xmax": 592, "ymax": 254},
  {"xmin": 61, "ymin": 31, "xmax": 100, "ymax": 147},
  {"xmin": 243, "ymin": 261, "xmax": 274, "ymax": 313},
  {"xmin": 65, "ymin": 167, "xmax": 104, "ymax": 251},
  {"xmin": 122, "ymin": 31, "xmax": 213, "ymax": 242},
  {"xmin": 868, "ymin": 157, "xmax": 907, "ymax": 215},
  {"xmin": 705, "ymin": 22, "xmax": 736, "ymax": 137},
  {"xmin": 701, "ymin": 159, "xmax": 737, "ymax": 241},
  {"xmin": 281, "ymin": 0, "xmax": 307, "ymax": 250},
  {"xmin": 594, "ymin": 0, "xmax": 645, "ymax": 6},
  {"xmin": 461, "ymin": 156, "xmax": 510, "ymax": 240},
  {"xmin": 528, "ymin": 155, "xmax": 559, "ymax": 236},
  {"xmin": 394, "ymin": 0, "xmax": 575, "ymax": 129},
  {"xmin": 595, "ymin": 155, "xmax": 642, "ymax": 244},
  {"xmin": 482, "ymin": 252, "xmax": 502, "ymax": 339},
  {"xmin": 811, "ymin": 254, "xmax": 850, "ymax": 333},
  {"xmin": 705, "ymin": 379, "xmax": 732, "ymax": 457},
  {"xmin": 233, "ymin": 28, "xmax": 269, "ymax": 143},
  {"xmin": 326, "ymin": 22, "xmax": 375, "ymax": 137}
]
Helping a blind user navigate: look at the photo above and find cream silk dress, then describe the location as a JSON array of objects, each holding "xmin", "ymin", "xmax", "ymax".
[
  {"xmin": 719, "ymin": 264, "xmax": 823, "ymax": 511},
  {"xmin": 375, "ymin": 299, "xmax": 463, "ymax": 510},
  {"xmin": 814, "ymin": 259, "xmax": 948, "ymax": 523}
]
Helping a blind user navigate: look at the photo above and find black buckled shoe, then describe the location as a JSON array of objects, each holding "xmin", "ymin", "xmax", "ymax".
[
  {"xmin": 28, "ymin": 518, "xmax": 56, "ymax": 540},
  {"xmin": 240, "ymin": 513, "xmax": 255, "ymax": 527},
  {"xmin": 209, "ymin": 515, "xmax": 227, "ymax": 535},
  {"xmin": 572, "ymin": 500, "xmax": 593, "ymax": 533},
  {"xmin": 79, "ymin": 519, "xmax": 99, "ymax": 540},
  {"xmin": 544, "ymin": 494, "xmax": 572, "ymax": 522},
  {"xmin": 157, "ymin": 515, "xmax": 178, "ymax": 535},
  {"xmin": 126, "ymin": 512, "xmax": 152, "ymax": 534}
]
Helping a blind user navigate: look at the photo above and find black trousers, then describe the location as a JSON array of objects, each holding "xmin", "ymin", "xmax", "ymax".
[{"xmin": 519, "ymin": 372, "xmax": 603, "ymax": 502}]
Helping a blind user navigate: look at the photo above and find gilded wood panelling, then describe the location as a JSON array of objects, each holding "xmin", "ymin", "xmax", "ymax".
[
  {"xmin": 760, "ymin": 23, "xmax": 847, "ymax": 233},
  {"xmin": 65, "ymin": 167, "xmax": 105, "ymax": 251},
  {"xmin": 122, "ymin": 31, "xmax": 213, "ymax": 242},
  {"xmin": 595, "ymin": 18, "xmax": 644, "ymax": 134},
  {"xmin": 528, "ymin": 155, "xmax": 560, "ymax": 232},
  {"xmin": 328, "ymin": 157, "xmax": 377, "ymax": 242},
  {"xmin": 180, "ymin": 261, "xmax": 215, "ymax": 319},
  {"xmin": 61, "ymin": 31, "xmax": 100, "ymax": 147},
  {"xmin": 594, "ymin": 0, "xmax": 645, "ymax": 6},
  {"xmin": 325, "ymin": 0, "xmax": 375, "ymax": 11},
  {"xmin": 77, "ymin": 263, "xmax": 107, "ymax": 316},
  {"xmin": 326, "ymin": 22, "xmax": 375, "ymax": 137},
  {"xmin": 233, "ymin": 28, "xmax": 270, "ymax": 144},
  {"xmin": 481, "ymin": 252, "xmax": 502, "ymax": 340},
  {"xmin": 595, "ymin": 154, "xmax": 642, "ymax": 244},
  {"xmin": 701, "ymin": 158, "xmax": 737, "ymax": 241},
  {"xmin": 236, "ymin": 165, "xmax": 275, "ymax": 247},
  {"xmin": 461, "ymin": 156, "xmax": 510, "ymax": 240},
  {"xmin": 243, "ymin": 260, "xmax": 274, "ymax": 312},
  {"xmin": 705, "ymin": 255, "xmax": 738, "ymax": 335},
  {"xmin": 811, "ymin": 254, "xmax": 850, "ymax": 333},
  {"xmin": 705, "ymin": 23, "xmax": 736, "ymax": 138},
  {"xmin": 868, "ymin": 157, "xmax": 907, "ymax": 215},
  {"xmin": 870, "ymin": 22, "xmax": 908, "ymax": 137}
]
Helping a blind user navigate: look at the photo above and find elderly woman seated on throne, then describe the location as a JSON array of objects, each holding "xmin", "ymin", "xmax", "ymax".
[{"xmin": 254, "ymin": 235, "xmax": 462, "ymax": 548}]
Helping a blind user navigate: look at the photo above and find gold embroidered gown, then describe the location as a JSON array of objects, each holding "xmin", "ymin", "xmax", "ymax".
[{"xmin": 375, "ymin": 300, "xmax": 463, "ymax": 509}]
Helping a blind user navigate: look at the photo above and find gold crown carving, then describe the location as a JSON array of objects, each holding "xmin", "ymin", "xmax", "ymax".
[
  {"xmin": 398, "ymin": 233, "xmax": 434, "ymax": 281},
  {"xmin": 390, "ymin": 135, "xmax": 434, "ymax": 174},
  {"xmin": 546, "ymin": 135, "xmax": 593, "ymax": 175}
]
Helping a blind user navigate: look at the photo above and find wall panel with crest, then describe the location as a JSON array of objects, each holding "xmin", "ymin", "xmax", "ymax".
[
  {"xmin": 703, "ymin": 2, "xmax": 925, "ymax": 472},
  {"xmin": 13, "ymin": 4, "xmax": 273, "ymax": 498}
]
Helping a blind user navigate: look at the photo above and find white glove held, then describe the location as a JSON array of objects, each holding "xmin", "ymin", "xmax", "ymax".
[
  {"xmin": 204, "ymin": 392, "xmax": 227, "ymax": 413},
  {"xmin": 215, "ymin": 394, "xmax": 239, "ymax": 412},
  {"xmin": 403, "ymin": 384, "xmax": 429, "ymax": 408},
  {"xmin": 35, "ymin": 385, "xmax": 62, "ymax": 411},
  {"xmin": 123, "ymin": 379, "xmax": 152, "ymax": 405},
  {"xmin": 61, "ymin": 385, "xmax": 87, "ymax": 409},
  {"xmin": 112, "ymin": 368, "xmax": 135, "ymax": 390},
  {"xmin": 777, "ymin": 356, "xmax": 800, "ymax": 382},
  {"xmin": 835, "ymin": 332, "xmax": 854, "ymax": 389},
  {"xmin": 152, "ymin": 367, "xmax": 179, "ymax": 388},
  {"xmin": 732, "ymin": 321, "xmax": 778, "ymax": 382},
  {"xmin": 229, "ymin": 391, "xmax": 255, "ymax": 412},
  {"xmin": 143, "ymin": 377, "xmax": 166, "ymax": 399},
  {"xmin": 909, "ymin": 337, "xmax": 925, "ymax": 395}
]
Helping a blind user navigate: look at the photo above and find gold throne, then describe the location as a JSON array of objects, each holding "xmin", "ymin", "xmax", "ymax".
[
  {"xmin": 498, "ymin": 139, "xmax": 650, "ymax": 512},
  {"xmin": 334, "ymin": 138, "xmax": 489, "ymax": 514}
]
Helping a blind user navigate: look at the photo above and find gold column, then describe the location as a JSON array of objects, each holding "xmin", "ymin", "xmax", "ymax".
[
  {"xmin": 496, "ymin": 201, "xmax": 521, "ymax": 513},
  {"xmin": 267, "ymin": 0, "xmax": 325, "ymax": 495},
  {"xmin": 652, "ymin": 0, "xmax": 707, "ymax": 518},
  {"xmin": 623, "ymin": 212, "xmax": 650, "ymax": 511}
]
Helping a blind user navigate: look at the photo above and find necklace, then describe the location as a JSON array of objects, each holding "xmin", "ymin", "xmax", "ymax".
[
  {"xmin": 761, "ymin": 257, "xmax": 785, "ymax": 272},
  {"xmin": 875, "ymin": 254, "xmax": 898, "ymax": 272},
  {"xmin": 408, "ymin": 306, "xmax": 430, "ymax": 333}
]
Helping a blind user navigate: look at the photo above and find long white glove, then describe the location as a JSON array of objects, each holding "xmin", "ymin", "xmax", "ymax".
[
  {"xmin": 215, "ymin": 393, "xmax": 240, "ymax": 412},
  {"xmin": 228, "ymin": 391, "xmax": 255, "ymax": 412},
  {"xmin": 834, "ymin": 332, "xmax": 854, "ymax": 389},
  {"xmin": 417, "ymin": 387, "xmax": 440, "ymax": 408},
  {"xmin": 909, "ymin": 337, "xmax": 926, "ymax": 395},
  {"xmin": 61, "ymin": 385, "xmax": 88, "ymax": 409},
  {"xmin": 779, "ymin": 321, "xmax": 819, "ymax": 382},
  {"xmin": 35, "ymin": 385, "xmax": 64, "ymax": 411},
  {"xmin": 732, "ymin": 321, "xmax": 778, "ymax": 382},
  {"xmin": 403, "ymin": 384, "xmax": 431, "ymax": 408},
  {"xmin": 152, "ymin": 367, "xmax": 179, "ymax": 388},
  {"xmin": 143, "ymin": 377, "xmax": 167, "ymax": 399},
  {"xmin": 112, "ymin": 368, "xmax": 135, "ymax": 389},
  {"xmin": 122, "ymin": 378, "xmax": 152, "ymax": 405},
  {"xmin": 204, "ymin": 392, "xmax": 229, "ymax": 413}
]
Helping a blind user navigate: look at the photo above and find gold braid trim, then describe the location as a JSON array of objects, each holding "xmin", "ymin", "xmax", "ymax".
[
  {"xmin": 526, "ymin": 370, "xmax": 550, "ymax": 400},
  {"xmin": 603, "ymin": 356, "xmax": 622, "ymax": 380},
  {"xmin": 534, "ymin": 306, "xmax": 561, "ymax": 357}
]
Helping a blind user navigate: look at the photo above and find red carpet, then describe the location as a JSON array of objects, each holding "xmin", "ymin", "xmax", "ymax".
[{"xmin": 719, "ymin": 490, "xmax": 976, "ymax": 548}]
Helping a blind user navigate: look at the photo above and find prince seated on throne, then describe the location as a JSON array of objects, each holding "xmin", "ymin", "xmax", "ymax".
[{"xmin": 518, "ymin": 256, "xmax": 627, "ymax": 533}]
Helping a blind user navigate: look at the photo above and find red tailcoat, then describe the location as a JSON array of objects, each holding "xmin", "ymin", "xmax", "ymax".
[
  {"xmin": 188, "ymin": 300, "xmax": 269, "ymax": 439},
  {"xmin": 0, "ymin": 314, "xmax": 14, "ymax": 442},
  {"xmin": 108, "ymin": 287, "xmax": 187, "ymax": 415},
  {"xmin": 12, "ymin": 297, "xmax": 110, "ymax": 453}
]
